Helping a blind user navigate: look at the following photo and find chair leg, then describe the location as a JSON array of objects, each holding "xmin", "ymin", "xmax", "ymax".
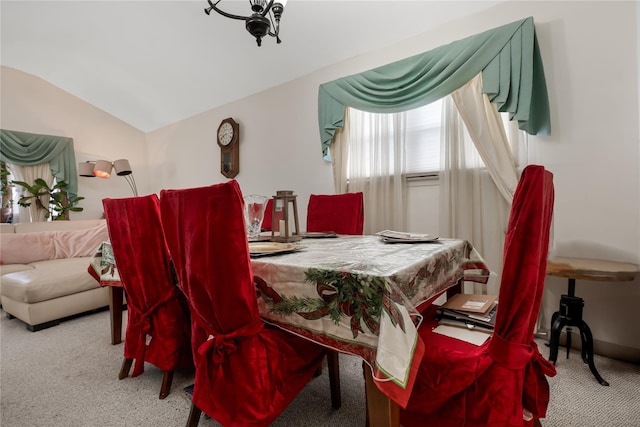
[
  {"xmin": 159, "ymin": 370, "xmax": 174, "ymax": 399},
  {"xmin": 327, "ymin": 350, "xmax": 342, "ymax": 409},
  {"xmin": 362, "ymin": 361, "xmax": 370, "ymax": 427},
  {"xmin": 186, "ymin": 402, "xmax": 202, "ymax": 427},
  {"xmin": 533, "ymin": 419, "xmax": 543, "ymax": 427},
  {"xmin": 119, "ymin": 358, "xmax": 133, "ymax": 379}
]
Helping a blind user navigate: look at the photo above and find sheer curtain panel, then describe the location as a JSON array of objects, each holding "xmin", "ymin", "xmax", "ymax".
[
  {"xmin": 339, "ymin": 108, "xmax": 408, "ymax": 234},
  {"xmin": 440, "ymin": 74, "xmax": 529, "ymax": 294},
  {"xmin": 12, "ymin": 164, "xmax": 55, "ymax": 222}
]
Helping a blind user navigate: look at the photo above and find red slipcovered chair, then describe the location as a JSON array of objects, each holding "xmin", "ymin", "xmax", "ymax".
[
  {"xmin": 102, "ymin": 195, "xmax": 192, "ymax": 399},
  {"xmin": 159, "ymin": 180, "xmax": 340, "ymax": 427},
  {"xmin": 306, "ymin": 192, "xmax": 364, "ymax": 234},
  {"xmin": 401, "ymin": 165, "xmax": 557, "ymax": 427}
]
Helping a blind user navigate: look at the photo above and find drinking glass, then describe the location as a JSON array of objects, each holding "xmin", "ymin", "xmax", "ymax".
[{"xmin": 244, "ymin": 195, "xmax": 268, "ymax": 240}]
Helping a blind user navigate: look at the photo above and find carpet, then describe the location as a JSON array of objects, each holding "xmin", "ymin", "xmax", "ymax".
[{"xmin": 1, "ymin": 309, "xmax": 639, "ymax": 426}]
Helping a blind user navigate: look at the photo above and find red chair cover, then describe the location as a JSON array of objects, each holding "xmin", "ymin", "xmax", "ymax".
[
  {"xmin": 306, "ymin": 192, "xmax": 364, "ymax": 234},
  {"xmin": 102, "ymin": 195, "xmax": 192, "ymax": 378},
  {"xmin": 160, "ymin": 180, "xmax": 326, "ymax": 427},
  {"xmin": 261, "ymin": 198, "xmax": 273, "ymax": 231},
  {"xmin": 401, "ymin": 165, "xmax": 557, "ymax": 427}
]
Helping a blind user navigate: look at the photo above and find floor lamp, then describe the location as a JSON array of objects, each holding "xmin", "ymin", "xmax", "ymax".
[{"xmin": 78, "ymin": 159, "xmax": 138, "ymax": 196}]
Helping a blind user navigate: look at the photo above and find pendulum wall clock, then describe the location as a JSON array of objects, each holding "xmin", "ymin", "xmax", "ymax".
[{"xmin": 217, "ymin": 117, "xmax": 240, "ymax": 178}]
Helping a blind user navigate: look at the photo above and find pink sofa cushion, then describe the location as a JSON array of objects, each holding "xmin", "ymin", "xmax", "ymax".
[{"xmin": 0, "ymin": 222, "xmax": 107, "ymax": 265}]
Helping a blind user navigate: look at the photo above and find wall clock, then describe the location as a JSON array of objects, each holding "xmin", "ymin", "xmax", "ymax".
[{"xmin": 216, "ymin": 117, "xmax": 240, "ymax": 178}]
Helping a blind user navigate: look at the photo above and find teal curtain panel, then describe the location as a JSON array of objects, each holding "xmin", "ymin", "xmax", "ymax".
[
  {"xmin": 0, "ymin": 129, "xmax": 79, "ymax": 199},
  {"xmin": 318, "ymin": 17, "xmax": 549, "ymax": 160}
]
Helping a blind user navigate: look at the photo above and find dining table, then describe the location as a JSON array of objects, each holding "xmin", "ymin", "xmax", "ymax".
[{"xmin": 88, "ymin": 234, "xmax": 489, "ymax": 427}]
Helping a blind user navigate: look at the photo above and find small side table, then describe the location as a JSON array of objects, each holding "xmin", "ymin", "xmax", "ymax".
[{"xmin": 546, "ymin": 256, "xmax": 638, "ymax": 386}]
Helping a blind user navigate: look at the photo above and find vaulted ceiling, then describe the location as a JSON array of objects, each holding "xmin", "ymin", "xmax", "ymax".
[{"xmin": 1, "ymin": 1, "xmax": 503, "ymax": 132}]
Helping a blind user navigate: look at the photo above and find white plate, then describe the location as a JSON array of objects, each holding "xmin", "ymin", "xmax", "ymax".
[{"xmin": 249, "ymin": 242, "xmax": 304, "ymax": 257}]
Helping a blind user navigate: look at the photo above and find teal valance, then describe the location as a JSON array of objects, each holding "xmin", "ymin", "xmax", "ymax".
[
  {"xmin": 318, "ymin": 16, "xmax": 549, "ymax": 159},
  {"xmin": 0, "ymin": 129, "xmax": 79, "ymax": 199}
]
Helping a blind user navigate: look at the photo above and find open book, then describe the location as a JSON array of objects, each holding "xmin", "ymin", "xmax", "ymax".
[{"xmin": 441, "ymin": 293, "xmax": 497, "ymax": 314}]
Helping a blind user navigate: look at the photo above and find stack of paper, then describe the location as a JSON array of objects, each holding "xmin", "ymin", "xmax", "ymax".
[{"xmin": 375, "ymin": 230, "xmax": 439, "ymax": 243}]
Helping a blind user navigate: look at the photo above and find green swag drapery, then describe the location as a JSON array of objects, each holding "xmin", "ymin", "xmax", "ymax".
[
  {"xmin": 318, "ymin": 16, "xmax": 549, "ymax": 160},
  {"xmin": 0, "ymin": 129, "xmax": 79, "ymax": 199}
]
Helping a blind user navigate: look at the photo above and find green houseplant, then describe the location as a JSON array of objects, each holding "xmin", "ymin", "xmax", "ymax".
[
  {"xmin": 1, "ymin": 162, "xmax": 14, "ymax": 222},
  {"xmin": 13, "ymin": 178, "xmax": 84, "ymax": 220}
]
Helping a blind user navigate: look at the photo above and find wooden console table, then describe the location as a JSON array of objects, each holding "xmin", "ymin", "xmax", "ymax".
[{"xmin": 546, "ymin": 256, "xmax": 638, "ymax": 386}]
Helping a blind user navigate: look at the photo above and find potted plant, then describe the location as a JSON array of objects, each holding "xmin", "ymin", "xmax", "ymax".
[
  {"xmin": 1, "ymin": 162, "xmax": 13, "ymax": 223},
  {"xmin": 13, "ymin": 178, "xmax": 84, "ymax": 221}
]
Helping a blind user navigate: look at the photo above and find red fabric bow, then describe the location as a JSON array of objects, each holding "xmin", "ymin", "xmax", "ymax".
[
  {"xmin": 197, "ymin": 320, "xmax": 264, "ymax": 364},
  {"xmin": 522, "ymin": 341, "xmax": 557, "ymax": 418},
  {"xmin": 129, "ymin": 288, "xmax": 180, "ymax": 377},
  {"xmin": 488, "ymin": 333, "xmax": 534, "ymax": 370}
]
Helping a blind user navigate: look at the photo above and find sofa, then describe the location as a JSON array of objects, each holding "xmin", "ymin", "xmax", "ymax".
[{"xmin": 0, "ymin": 219, "xmax": 110, "ymax": 331}]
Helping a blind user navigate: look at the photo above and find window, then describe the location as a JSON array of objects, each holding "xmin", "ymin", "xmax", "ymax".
[
  {"xmin": 347, "ymin": 100, "xmax": 443, "ymax": 180},
  {"xmin": 404, "ymin": 100, "xmax": 443, "ymax": 175}
]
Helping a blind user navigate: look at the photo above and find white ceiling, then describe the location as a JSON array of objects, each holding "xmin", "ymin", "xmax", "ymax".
[{"xmin": 1, "ymin": 0, "xmax": 503, "ymax": 132}]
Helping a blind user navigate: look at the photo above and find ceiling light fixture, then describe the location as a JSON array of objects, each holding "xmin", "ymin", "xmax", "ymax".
[{"xmin": 204, "ymin": 0, "xmax": 287, "ymax": 47}]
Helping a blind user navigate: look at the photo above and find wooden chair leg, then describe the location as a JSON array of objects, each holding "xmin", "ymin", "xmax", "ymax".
[
  {"xmin": 362, "ymin": 361, "xmax": 369, "ymax": 427},
  {"xmin": 186, "ymin": 402, "xmax": 202, "ymax": 427},
  {"xmin": 327, "ymin": 350, "xmax": 342, "ymax": 409},
  {"xmin": 109, "ymin": 287, "xmax": 125, "ymax": 345},
  {"xmin": 119, "ymin": 358, "xmax": 133, "ymax": 380},
  {"xmin": 159, "ymin": 370, "xmax": 174, "ymax": 400},
  {"xmin": 533, "ymin": 419, "xmax": 543, "ymax": 427}
]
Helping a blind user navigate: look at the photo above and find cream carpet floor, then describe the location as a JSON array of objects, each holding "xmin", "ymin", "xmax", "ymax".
[{"xmin": 1, "ymin": 309, "xmax": 638, "ymax": 426}]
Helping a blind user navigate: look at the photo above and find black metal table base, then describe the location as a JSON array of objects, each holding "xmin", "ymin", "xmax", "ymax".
[{"xmin": 548, "ymin": 278, "xmax": 609, "ymax": 386}]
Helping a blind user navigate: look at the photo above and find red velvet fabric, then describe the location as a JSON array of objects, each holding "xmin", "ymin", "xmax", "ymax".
[
  {"xmin": 102, "ymin": 195, "xmax": 192, "ymax": 377},
  {"xmin": 401, "ymin": 165, "xmax": 557, "ymax": 427},
  {"xmin": 261, "ymin": 198, "xmax": 273, "ymax": 231},
  {"xmin": 306, "ymin": 192, "xmax": 364, "ymax": 234},
  {"xmin": 159, "ymin": 180, "xmax": 326, "ymax": 427}
]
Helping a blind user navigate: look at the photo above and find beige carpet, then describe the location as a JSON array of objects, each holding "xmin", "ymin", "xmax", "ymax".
[{"xmin": 1, "ymin": 309, "xmax": 638, "ymax": 426}]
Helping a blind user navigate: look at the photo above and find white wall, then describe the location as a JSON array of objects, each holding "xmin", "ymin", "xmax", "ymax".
[
  {"xmin": 148, "ymin": 1, "xmax": 640, "ymax": 360},
  {"xmin": 2, "ymin": 1, "xmax": 638, "ymax": 361},
  {"xmin": 0, "ymin": 66, "xmax": 149, "ymax": 220}
]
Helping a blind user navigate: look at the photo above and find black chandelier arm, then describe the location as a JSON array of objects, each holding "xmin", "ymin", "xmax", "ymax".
[
  {"xmin": 260, "ymin": 0, "xmax": 275, "ymax": 17},
  {"xmin": 204, "ymin": 0, "xmax": 275, "ymax": 20},
  {"xmin": 205, "ymin": 0, "xmax": 246, "ymax": 21},
  {"xmin": 267, "ymin": 2, "xmax": 283, "ymax": 40},
  {"xmin": 267, "ymin": 28, "xmax": 281, "ymax": 43}
]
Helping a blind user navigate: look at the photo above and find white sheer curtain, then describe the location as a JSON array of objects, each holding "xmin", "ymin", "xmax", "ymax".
[
  {"xmin": 332, "ymin": 107, "xmax": 408, "ymax": 234},
  {"xmin": 12, "ymin": 163, "xmax": 54, "ymax": 222},
  {"xmin": 331, "ymin": 73, "xmax": 527, "ymax": 292},
  {"xmin": 331, "ymin": 115, "xmax": 349, "ymax": 195},
  {"xmin": 440, "ymin": 74, "xmax": 528, "ymax": 294}
]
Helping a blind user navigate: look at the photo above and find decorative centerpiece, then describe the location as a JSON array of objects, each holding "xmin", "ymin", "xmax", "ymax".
[{"xmin": 270, "ymin": 190, "xmax": 301, "ymax": 243}]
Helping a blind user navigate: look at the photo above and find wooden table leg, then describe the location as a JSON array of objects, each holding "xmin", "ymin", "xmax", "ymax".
[
  {"xmin": 109, "ymin": 286, "xmax": 124, "ymax": 345},
  {"xmin": 363, "ymin": 362, "xmax": 400, "ymax": 427}
]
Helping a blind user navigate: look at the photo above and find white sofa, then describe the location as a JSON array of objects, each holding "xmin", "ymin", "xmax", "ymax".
[{"xmin": 0, "ymin": 219, "xmax": 110, "ymax": 331}]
